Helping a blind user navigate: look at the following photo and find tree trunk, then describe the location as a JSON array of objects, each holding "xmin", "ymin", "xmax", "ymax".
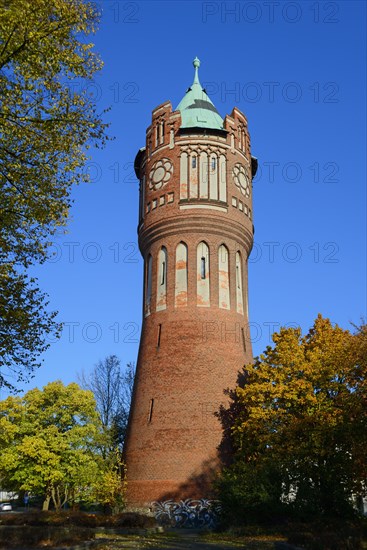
[
  {"xmin": 42, "ymin": 495, "xmax": 51, "ymax": 511},
  {"xmin": 51, "ymin": 486, "xmax": 62, "ymax": 512}
]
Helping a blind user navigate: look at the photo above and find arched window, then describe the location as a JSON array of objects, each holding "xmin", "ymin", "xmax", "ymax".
[
  {"xmin": 235, "ymin": 251, "xmax": 244, "ymax": 315},
  {"xmin": 199, "ymin": 151, "xmax": 208, "ymax": 198},
  {"xmin": 190, "ymin": 153, "xmax": 198, "ymax": 198},
  {"xmin": 209, "ymin": 154, "xmax": 218, "ymax": 200},
  {"xmin": 218, "ymin": 245, "xmax": 230, "ymax": 310},
  {"xmin": 197, "ymin": 242, "xmax": 210, "ymax": 307},
  {"xmin": 156, "ymin": 247, "xmax": 167, "ymax": 312},
  {"xmin": 175, "ymin": 242, "xmax": 188, "ymax": 307},
  {"xmin": 180, "ymin": 152, "xmax": 188, "ymax": 199},
  {"xmin": 145, "ymin": 254, "xmax": 152, "ymax": 317},
  {"xmin": 219, "ymin": 155, "xmax": 226, "ymax": 202}
]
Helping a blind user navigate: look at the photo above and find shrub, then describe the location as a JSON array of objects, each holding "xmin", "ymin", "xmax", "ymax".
[
  {"xmin": 0, "ymin": 525, "xmax": 94, "ymax": 547},
  {"xmin": 0, "ymin": 510, "xmax": 157, "ymax": 529}
]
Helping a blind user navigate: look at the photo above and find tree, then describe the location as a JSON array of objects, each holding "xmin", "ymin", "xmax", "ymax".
[
  {"xmin": 78, "ymin": 356, "xmax": 135, "ymax": 450},
  {"xmin": 0, "ymin": 267, "xmax": 60, "ymax": 391},
  {"xmin": 0, "ymin": 381, "xmax": 115, "ymax": 511},
  {"xmin": 0, "ymin": 0, "xmax": 108, "ymax": 391},
  {"xmin": 94, "ymin": 447, "xmax": 126, "ymax": 514},
  {"xmin": 218, "ymin": 315, "xmax": 367, "ymax": 521}
]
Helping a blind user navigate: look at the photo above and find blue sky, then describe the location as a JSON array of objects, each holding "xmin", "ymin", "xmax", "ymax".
[{"xmin": 5, "ymin": 0, "xmax": 366, "ymax": 396}]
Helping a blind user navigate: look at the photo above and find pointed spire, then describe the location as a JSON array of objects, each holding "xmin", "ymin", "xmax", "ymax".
[
  {"xmin": 192, "ymin": 57, "xmax": 201, "ymax": 86},
  {"xmin": 176, "ymin": 58, "xmax": 224, "ymax": 131}
]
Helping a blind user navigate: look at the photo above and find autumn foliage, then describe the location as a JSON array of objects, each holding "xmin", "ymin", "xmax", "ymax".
[{"xmin": 218, "ymin": 315, "xmax": 367, "ymax": 522}]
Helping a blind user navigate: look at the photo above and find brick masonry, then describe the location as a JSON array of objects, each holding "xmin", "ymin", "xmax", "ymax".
[{"xmin": 124, "ymin": 99, "xmax": 257, "ymax": 505}]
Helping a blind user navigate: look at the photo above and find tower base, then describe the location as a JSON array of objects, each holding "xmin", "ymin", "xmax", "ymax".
[{"xmin": 126, "ymin": 456, "xmax": 219, "ymax": 506}]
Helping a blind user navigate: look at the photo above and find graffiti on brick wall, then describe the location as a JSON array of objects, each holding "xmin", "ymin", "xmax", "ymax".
[{"xmin": 151, "ymin": 498, "xmax": 221, "ymax": 528}]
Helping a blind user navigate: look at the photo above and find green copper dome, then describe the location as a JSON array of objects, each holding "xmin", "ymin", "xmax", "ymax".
[{"xmin": 176, "ymin": 57, "xmax": 224, "ymax": 131}]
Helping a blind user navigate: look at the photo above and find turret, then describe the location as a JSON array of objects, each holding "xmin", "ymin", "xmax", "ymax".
[{"xmin": 124, "ymin": 58, "xmax": 257, "ymax": 505}]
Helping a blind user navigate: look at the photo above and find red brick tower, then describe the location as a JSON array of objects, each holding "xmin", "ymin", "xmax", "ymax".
[{"xmin": 124, "ymin": 58, "xmax": 257, "ymax": 505}]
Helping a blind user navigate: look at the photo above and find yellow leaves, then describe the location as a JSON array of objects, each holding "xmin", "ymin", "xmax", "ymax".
[
  {"xmin": 222, "ymin": 317, "xmax": 367, "ymax": 514},
  {"xmin": 227, "ymin": 316, "xmax": 367, "ymax": 502},
  {"xmin": 95, "ymin": 468, "xmax": 125, "ymax": 507}
]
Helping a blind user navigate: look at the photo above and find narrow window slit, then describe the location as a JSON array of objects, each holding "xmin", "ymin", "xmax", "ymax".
[
  {"xmin": 201, "ymin": 257, "xmax": 206, "ymax": 279},
  {"xmin": 157, "ymin": 324, "xmax": 162, "ymax": 348},
  {"xmin": 148, "ymin": 398, "xmax": 154, "ymax": 423}
]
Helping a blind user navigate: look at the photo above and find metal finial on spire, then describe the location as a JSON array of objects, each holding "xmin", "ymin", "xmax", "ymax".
[{"xmin": 192, "ymin": 56, "xmax": 200, "ymax": 85}]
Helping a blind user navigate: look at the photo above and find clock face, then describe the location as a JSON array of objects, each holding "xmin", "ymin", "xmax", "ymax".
[
  {"xmin": 232, "ymin": 163, "xmax": 250, "ymax": 197},
  {"xmin": 149, "ymin": 158, "xmax": 173, "ymax": 190}
]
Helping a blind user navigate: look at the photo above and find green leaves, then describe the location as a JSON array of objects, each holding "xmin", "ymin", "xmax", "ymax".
[
  {"xmin": 0, "ymin": 265, "xmax": 61, "ymax": 391},
  {"xmin": 0, "ymin": 0, "xmax": 109, "ymax": 390},
  {"xmin": 0, "ymin": 381, "xmax": 122, "ymax": 510}
]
